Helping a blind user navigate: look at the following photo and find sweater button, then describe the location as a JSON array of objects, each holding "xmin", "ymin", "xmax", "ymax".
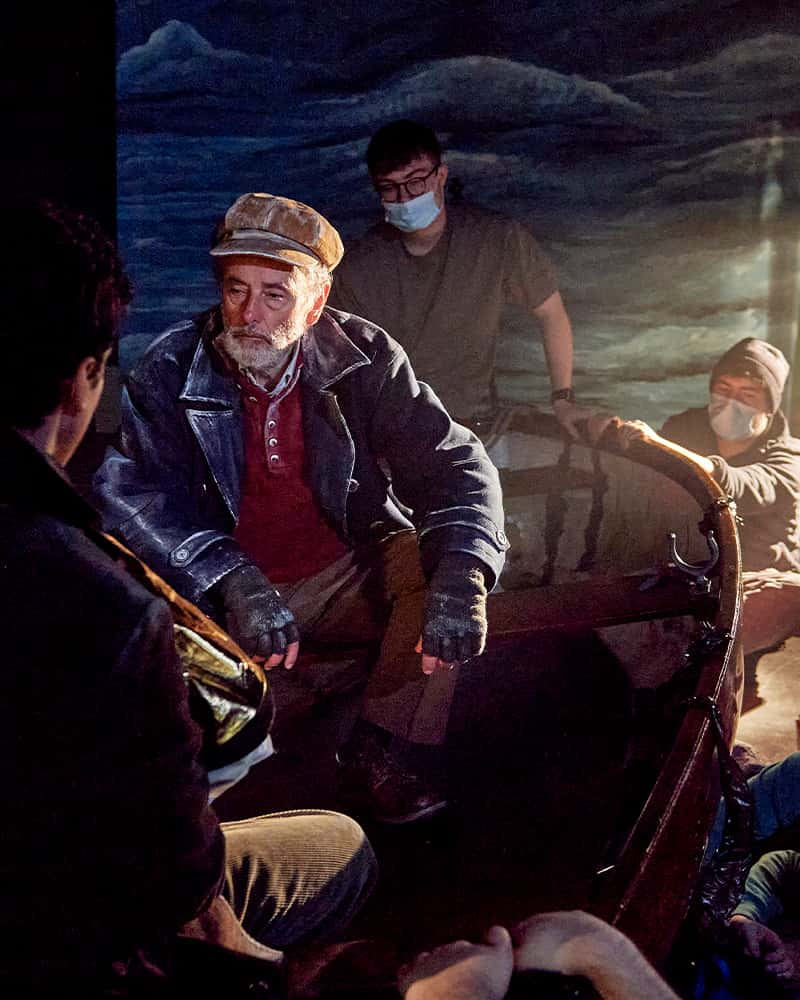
[
  {"xmin": 269, "ymin": 454, "xmax": 280, "ymax": 463},
  {"xmin": 268, "ymin": 437, "xmax": 278, "ymax": 447}
]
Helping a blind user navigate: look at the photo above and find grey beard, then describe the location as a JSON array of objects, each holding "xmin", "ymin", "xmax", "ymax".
[{"xmin": 217, "ymin": 322, "xmax": 303, "ymax": 389}]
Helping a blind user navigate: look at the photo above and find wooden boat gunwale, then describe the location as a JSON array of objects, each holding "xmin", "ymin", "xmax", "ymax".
[
  {"xmin": 212, "ymin": 413, "xmax": 744, "ymax": 979},
  {"xmin": 557, "ymin": 427, "xmax": 744, "ymax": 967}
]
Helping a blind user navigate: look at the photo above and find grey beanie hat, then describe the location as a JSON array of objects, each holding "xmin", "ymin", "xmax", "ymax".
[{"xmin": 710, "ymin": 337, "xmax": 790, "ymax": 413}]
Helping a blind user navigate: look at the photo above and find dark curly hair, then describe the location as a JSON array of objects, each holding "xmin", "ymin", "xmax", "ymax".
[{"xmin": 0, "ymin": 198, "xmax": 132, "ymax": 428}]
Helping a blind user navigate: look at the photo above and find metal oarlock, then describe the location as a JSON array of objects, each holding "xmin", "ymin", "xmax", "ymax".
[{"xmin": 667, "ymin": 529, "xmax": 720, "ymax": 595}]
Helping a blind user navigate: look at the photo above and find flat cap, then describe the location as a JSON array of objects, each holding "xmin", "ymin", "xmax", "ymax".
[{"xmin": 210, "ymin": 192, "xmax": 344, "ymax": 271}]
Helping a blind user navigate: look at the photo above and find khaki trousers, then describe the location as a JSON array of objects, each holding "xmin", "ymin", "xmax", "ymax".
[
  {"xmin": 280, "ymin": 530, "xmax": 458, "ymax": 745},
  {"xmin": 220, "ymin": 809, "xmax": 377, "ymax": 950}
]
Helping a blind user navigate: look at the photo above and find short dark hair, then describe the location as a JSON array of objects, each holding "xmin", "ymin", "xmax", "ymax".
[
  {"xmin": 366, "ymin": 120, "xmax": 442, "ymax": 177},
  {"xmin": 0, "ymin": 198, "xmax": 132, "ymax": 428}
]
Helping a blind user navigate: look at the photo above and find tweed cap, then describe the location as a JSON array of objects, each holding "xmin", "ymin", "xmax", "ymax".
[
  {"xmin": 210, "ymin": 192, "xmax": 344, "ymax": 271},
  {"xmin": 710, "ymin": 337, "xmax": 790, "ymax": 413}
]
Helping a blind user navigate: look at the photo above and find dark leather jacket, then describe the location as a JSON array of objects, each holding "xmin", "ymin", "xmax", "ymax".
[
  {"xmin": 94, "ymin": 307, "xmax": 508, "ymax": 606},
  {"xmin": 0, "ymin": 428, "xmax": 224, "ymax": 986}
]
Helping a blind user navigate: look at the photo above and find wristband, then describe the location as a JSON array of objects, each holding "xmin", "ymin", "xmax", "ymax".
[{"xmin": 551, "ymin": 387, "xmax": 576, "ymax": 404}]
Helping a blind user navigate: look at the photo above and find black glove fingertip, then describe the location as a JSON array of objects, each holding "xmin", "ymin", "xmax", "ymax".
[{"xmin": 254, "ymin": 634, "xmax": 274, "ymax": 659}]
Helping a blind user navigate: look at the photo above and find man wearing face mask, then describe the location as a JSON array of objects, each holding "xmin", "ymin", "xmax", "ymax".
[
  {"xmin": 329, "ymin": 120, "xmax": 593, "ymax": 438},
  {"xmin": 616, "ymin": 337, "xmax": 800, "ymax": 660}
]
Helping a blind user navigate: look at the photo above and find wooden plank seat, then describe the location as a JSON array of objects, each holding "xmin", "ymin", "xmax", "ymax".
[
  {"xmin": 265, "ymin": 570, "xmax": 712, "ymax": 748},
  {"xmin": 488, "ymin": 572, "xmax": 712, "ymax": 639}
]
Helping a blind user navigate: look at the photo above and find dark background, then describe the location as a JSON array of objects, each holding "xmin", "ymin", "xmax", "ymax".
[
  {"xmin": 3, "ymin": 8, "xmax": 116, "ymax": 488},
  {"xmin": 5, "ymin": 9, "xmax": 117, "ymax": 231}
]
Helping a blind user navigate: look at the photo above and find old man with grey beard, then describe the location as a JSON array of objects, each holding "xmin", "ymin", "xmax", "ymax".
[{"xmin": 95, "ymin": 192, "xmax": 509, "ymax": 826}]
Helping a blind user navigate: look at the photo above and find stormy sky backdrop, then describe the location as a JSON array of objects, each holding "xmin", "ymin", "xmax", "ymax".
[{"xmin": 116, "ymin": 0, "xmax": 800, "ymax": 424}]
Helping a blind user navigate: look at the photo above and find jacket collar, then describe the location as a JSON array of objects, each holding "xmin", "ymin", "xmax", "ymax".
[
  {"xmin": 300, "ymin": 309, "xmax": 370, "ymax": 390},
  {"xmin": 0, "ymin": 426, "xmax": 99, "ymax": 529},
  {"xmin": 767, "ymin": 409, "xmax": 791, "ymax": 442},
  {"xmin": 179, "ymin": 307, "xmax": 369, "ymax": 405},
  {"xmin": 742, "ymin": 408, "xmax": 791, "ymax": 452}
]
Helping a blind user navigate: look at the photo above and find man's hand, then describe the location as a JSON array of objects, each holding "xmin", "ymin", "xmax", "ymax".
[
  {"xmin": 215, "ymin": 564, "xmax": 300, "ymax": 669},
  {"xmin": 553, "ymin": 398, "xmax": 598, "ymax": 440},
  {"xmin": 399, "ymin": 925, "xmax": 513, "ymax": 1000},
  {"xmin": 512, "ymin": 910, "xmax": 680, "ymax": 999},
  {"xmin": 614, "ymin": 418, "xmax": 659, "ymax": 449},
  {"xmin": 729, "ymin": 914, "xmax": 795, "ymax": 980},
  {"xmin": 420, "ymin": 554, "xmax": 488, "ymax": 674}
]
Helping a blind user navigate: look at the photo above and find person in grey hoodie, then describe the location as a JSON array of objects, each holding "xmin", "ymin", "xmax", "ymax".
[{"xmin": 616, "ymin": 337, "xmax": 800, "ymax": 659}]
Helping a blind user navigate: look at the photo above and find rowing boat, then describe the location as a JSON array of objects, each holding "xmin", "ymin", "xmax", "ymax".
[{"xmin": 213, "ymin": 406, "xmax": 743, "ymax": 990}]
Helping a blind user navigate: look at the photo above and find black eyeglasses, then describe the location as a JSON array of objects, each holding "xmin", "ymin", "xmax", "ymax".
[{"xmin": 374, "ymin": 163, "xmax": 440, "ymax": 203}]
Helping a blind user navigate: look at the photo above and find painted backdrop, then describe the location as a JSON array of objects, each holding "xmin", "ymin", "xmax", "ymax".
[{"xmin": 116, "ymin": 0, "xmax": 799, "ymax": 425}]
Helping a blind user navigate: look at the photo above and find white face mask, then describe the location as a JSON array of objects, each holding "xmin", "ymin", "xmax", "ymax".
[
  {"xmin": 708, "ymin": 392, "xmax": 768, "ymax": 441},
  {"xmin": 382, "ymin": 191, "xmax": 442, "ymax": 233}
]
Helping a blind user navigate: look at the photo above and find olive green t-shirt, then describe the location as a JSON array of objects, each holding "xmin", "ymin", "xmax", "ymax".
[{"xmin": 329, "ymin": 202, "xmax": 558, "ymax": 420}]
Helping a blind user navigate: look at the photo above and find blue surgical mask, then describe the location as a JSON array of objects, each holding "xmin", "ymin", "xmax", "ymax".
[
  {"xmin": 708, "ymin": 392, "xmax": 767, "ymax": 441},
  {"xmin": 382, "ymin": 191, "xmax": 442, "ymax": 233}
]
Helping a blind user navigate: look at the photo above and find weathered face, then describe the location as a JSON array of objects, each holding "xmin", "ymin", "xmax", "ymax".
[
  {"xmin": 372, "ymin": 153, "xmax": 449, "ymax": 206},
  {"xmin": 216, "ymin": 256, "xmax": 326, "ymax": 373},
  {"xmin": 710, "ymin": 374, "xmax": 770, "ymax": 415}
]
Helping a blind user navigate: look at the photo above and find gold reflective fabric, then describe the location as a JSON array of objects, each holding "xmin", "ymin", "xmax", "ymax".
[{"xmin": 96, "ymin": 531, "xmax": 268, "ymax": 748}]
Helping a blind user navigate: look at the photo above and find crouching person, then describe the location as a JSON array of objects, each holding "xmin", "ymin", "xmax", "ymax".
[
  {"xmin": 612, "ymin": 338, "xmax": 800, "ymax": 662},
  {"xmin": 0, "ymin": 198, "xmax": 376, "ymax": 996},
  {"xmin": 94, "ymin": 192, "xmax": 508, "ymax": 825}
]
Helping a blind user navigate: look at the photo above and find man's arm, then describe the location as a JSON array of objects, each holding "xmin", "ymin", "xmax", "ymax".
[
  {"xmin": 660, "ymin": 415, "xmax": 800, "ymax": 516},
  {"xmin": 704, "ymin": 447, "xmax": 800, "ymax": 517},
  {"xmin": 731, "ymin": 850, "xmax": 800, "ymax": 926},
  {"xmin": 364, "ymin": 337, "xmax": 508, "ymax": 589},
  {"xmin": 533, "ymin": 292, "xmax": 595, "ymax": 438},
  {"xmin": 728, "ymin": 849, "xmax": 800, "ymax": 982},
  {"xmin": 357, "ymin": 333, "xmax": 505, "ymax": 671},
  {"xmin": 534, "ymin": 290, "xmax": 572, "ymax": 394},
  {"xmin": 94, "ymin": 337, "xmax": 250, "ymax": 606},
  {"xmin": 614, "ymin": 420, "xmax": 716, "ymax": 475},
  {"xmin": 512, "ymin": 910, "xmax": 680, "ymax": 1000}
]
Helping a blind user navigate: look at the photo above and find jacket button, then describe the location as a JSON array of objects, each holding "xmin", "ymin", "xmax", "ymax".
[
  {"xmin": 347, "ymin": 478, "xmax": 359, "ymax": 493},
  {"xmin": 268, "ymin": 437, "xmax": 278, "ymax": 447},
  {"xmin": 496, "ymin": 529, "xmax": 508, "ymax": 546},
  {"xmin": 269, "ymin": 454, "xmax": 280, "ymax": 463},
  {"xmin": 267, "ymin": 419, "xmax": 277, "ymax": 430},
  {"xmin": 174, "ymin": 547, "xmax": 189, "ymax": 563}
]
